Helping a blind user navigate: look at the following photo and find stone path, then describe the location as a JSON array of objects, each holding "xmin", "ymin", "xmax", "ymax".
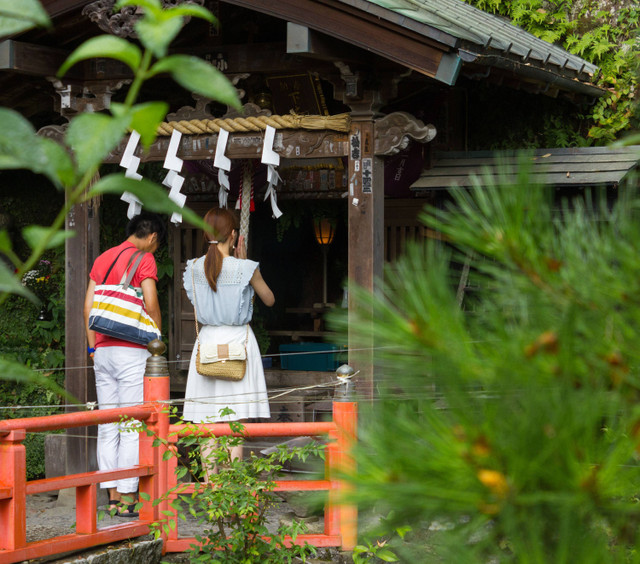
[{"xmin": 24, "ymin": 490, "xmax": 349, "ymax": 563}]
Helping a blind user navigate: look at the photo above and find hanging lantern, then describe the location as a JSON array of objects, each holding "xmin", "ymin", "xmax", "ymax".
[
  {"xmin": 313, "ymin": 218, "xmax": 336, "ymax": 305},
  {"xmin": 313, "ymin": 218, "xmax": 335, "ymax": 246}
]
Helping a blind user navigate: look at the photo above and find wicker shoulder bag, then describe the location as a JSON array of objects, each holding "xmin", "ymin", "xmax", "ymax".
[{"xmin": 192, "ymin": 263, "xmax": 248, "ymax": 381}]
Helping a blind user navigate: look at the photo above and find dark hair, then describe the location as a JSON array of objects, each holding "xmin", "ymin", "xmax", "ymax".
[
  {"xmin": 126, "ymin": 212, "xmax": 166, "ymax": 246},
  {"xmin": 202, "ymin": 207, "xmax": 238, "ymax": 292}
]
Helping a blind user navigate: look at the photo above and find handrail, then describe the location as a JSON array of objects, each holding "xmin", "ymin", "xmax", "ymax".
[
  {"xmin": 169, "ymin": 420, "xmax": 336, "ymax": 437},
  {"xmin": 0, "ymin": 405, "xmax": 154, "ymax": 434},
  {"xmin": 0, "ymin": 341, "xmax": 357, "ymax": 563},
  {"xmin": 26, "ymin": 466, "xmax": 155, "ymax": 495}
]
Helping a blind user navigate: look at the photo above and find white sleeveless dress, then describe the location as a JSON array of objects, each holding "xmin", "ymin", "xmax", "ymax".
[{"xmin": 182, "ymin": 256, "xmax": 270, "ymax": 423}]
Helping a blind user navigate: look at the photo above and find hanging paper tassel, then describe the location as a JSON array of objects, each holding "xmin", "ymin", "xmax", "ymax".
[
  {"xmin": 218, "ymin": 168, "xmax": 230, "ymax": 208},
  {"xmin": 119, "ymin": 130, "xmax": 143, "ymax": 219},
  {"xmin": 214, "ymin": 128, "xmax": 231, "ymax": 208},
  {"xmin": 261, "ymin": 125, "xmax": 283, "ymax": 219},
  {"xmin": 162, "ymin": 129, "xmax": 186, "ymax": 225},
  {"xmin": 263, "ymin": 165, "xmax": 283, "ymax": 219}
]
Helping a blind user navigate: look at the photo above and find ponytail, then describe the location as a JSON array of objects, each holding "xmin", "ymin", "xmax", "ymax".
[
  {"xmin": 204, "ymin": 242, "xmax": 223, "ymax": 292},
  {"xmin": 201, "ymin": 207, "xmax": 238, "ymax": 292}
]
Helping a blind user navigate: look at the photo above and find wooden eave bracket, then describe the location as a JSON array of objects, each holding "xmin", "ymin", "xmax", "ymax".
[{"xmin": 374, "ymin": 112, "xmax": 436, "ymax": 156}]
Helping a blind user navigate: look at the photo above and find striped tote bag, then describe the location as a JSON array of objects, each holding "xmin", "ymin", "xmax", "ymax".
[{"xmin": 88, "ymin": 249, "xmax": 161, "ymax": 345}]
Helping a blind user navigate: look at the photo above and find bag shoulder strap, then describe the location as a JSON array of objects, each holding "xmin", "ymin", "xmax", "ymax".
[
  {"xmin": 121, "ymin": 250, "xmax": 146, "ymax": 289},
  {"xmin": 100, "ymin": 247, "xmax": 131, "ymax": 285},
  {"xmin": 192, "ymin": 259, "xmax": 201, "ymax": 345}
]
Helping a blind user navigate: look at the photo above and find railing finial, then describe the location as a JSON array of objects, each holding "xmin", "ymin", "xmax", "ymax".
[{"xmin": 145, "ymin": 339, "xmax": 169, "ymax": 378}]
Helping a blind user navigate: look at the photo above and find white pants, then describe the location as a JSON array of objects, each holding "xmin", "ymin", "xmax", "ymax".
[{"xmin": 93, "ymin": 346, "xmax": 150, "ymax": 494}]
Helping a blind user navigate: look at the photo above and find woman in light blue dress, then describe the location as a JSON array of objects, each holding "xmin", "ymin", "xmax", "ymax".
[{"xmin": 182, "ymin": 207, "xmax": 275, "ymax": 462}]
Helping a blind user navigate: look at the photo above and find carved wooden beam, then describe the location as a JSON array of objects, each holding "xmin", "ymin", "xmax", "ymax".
[
  {"xmin": 374, "ymin": 111, "xmax": 436, "ymax": 156},
  {"xmin": 48, "ymin": 78, "xmax": 131, "ymax": 119},
  {"xmin": 103, "ymin": 129, "xmax": 349, "ymax": 164},
  {"xmin": 82, "ymin": 0, "xmax": 205, "ymax": 38}
]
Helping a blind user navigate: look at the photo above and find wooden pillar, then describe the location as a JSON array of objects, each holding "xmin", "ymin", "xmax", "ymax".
[
  {"xmin": 347, "ymin": 111, "xmax": 384, "ymax": 400},
  {"xmin": 64, "ymin": 192, "xmax": 100, "ymax": 475}
]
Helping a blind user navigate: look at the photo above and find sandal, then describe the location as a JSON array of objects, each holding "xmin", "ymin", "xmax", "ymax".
[
  {"xmin": 116, "ymin": 503, "xmax": 139, "ymax": 518},
  {"xmin": 104, "ymin": 499, "xmax": 119, "ymax": 516}
]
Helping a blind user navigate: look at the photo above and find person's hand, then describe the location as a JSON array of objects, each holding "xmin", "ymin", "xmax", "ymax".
[{"xmin": 235, "ymin": 235, "xmax": 247, "ymax": 259}]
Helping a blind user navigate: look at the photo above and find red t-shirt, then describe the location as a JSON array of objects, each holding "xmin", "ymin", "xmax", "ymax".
[{"xmin": 90, "ymin": 241, "xmax": 158, "ymax": 349}]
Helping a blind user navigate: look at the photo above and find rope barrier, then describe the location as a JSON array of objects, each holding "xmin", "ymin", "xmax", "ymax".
[
  {"xmin": 155, "ymin": 112, "xmax": 351, "ymax": 136},
  {"xmin": 0, "ymin": 380, "xmax": 344, "ymax": 412},
  {"xmin": 23, "ymin": 345, "xmax": 386, "ymax": 374}
]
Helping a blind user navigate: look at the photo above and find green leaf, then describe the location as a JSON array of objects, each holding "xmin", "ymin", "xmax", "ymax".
[
  {"xmin": 115, "ymin": 0, "xmax": 162, "ymax": 12},
  {"xmin": 162, "ymin": 450, "xmax": 173, "ymax": 461},
  {"xmin": 112, "ymin": 101, "xmax": 168, "ymax": 149},
  {"xmin": 0, "ymin": 229, "xmax": 12, "ymax": 254},
  {"xmin": 395, "ymin": 525, "xmax": 412, "ymax": 539},
  {"xmin": 139, "ymin": 492, "xmax": 151, "ymax": 501},
  {"xmin": 66, "ymin": 113, "xmax": 131, "ymax": 176},
  {"xmin": 0, "ymin": 356, "xmax": 77, "ymax": 402},
  {"xmin": 40, "ymin": 138, "xmax": 76, "ymax": 188},
  {"xmin": 148, "ymin": 56, "xmax": 241, "ymax": 110},
  {"xmin": 0, "ymin": 0, "xmax": 51, "ymax": 37},
  {"xmin": 0, "ymin": 109, "xmax": 67, "ymax": 187},
  {"xmin": 22, "ymin": 225, "xmax": 75, "ymax": 251},
  {"xmin": 89, "ymin": 174, "xmax": 208, "ymax": 230},
  {"xmin": 135, "ymin": 15, "xmax": 183, "ymax": 59},
  {"xmin": 166, "ymin": 4, "xmax": 216, "ymax": 25},
  {"xmin": 0, "ymin": 262, "xmax": 34, "ymax": 301},
  {"xmin": 377, "ymin": 549, "xmax": 399, "ymax": 562},
  {"xmin": 58, "ymin": 35, "xmax": 142, "ymax": 77},
  {"xmin": 176, "ymin": 466, "xmax": 189, "ymax": 479}
]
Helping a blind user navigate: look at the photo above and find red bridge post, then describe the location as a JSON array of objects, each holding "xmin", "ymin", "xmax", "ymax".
[
  {"xmin": 0, "ymin": 429, "xmax": 26, "ymax": 551},
  {"xmin": 140, "ymin": 340, "xmax": 170, "ymax": 534}
]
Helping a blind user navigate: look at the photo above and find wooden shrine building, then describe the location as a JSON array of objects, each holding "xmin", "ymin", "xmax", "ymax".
[{"xmin": 0, "ymin": 0, "xmax": 606, "ymax": 475}]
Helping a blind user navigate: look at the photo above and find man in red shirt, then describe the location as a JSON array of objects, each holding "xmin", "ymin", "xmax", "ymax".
[{"xmin": 83, "ymin": 212, "xmax": 165, "ymax": 516}]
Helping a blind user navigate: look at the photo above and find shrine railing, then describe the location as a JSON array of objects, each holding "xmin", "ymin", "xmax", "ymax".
[{"xmin": 0, "ymin": 343, "xmax": 357, "ymax": 564}]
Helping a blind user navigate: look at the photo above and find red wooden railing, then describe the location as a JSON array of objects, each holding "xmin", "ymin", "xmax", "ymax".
[{"xmin": 0, "ymin": 344, "xmax": 357, "ymax": 564}]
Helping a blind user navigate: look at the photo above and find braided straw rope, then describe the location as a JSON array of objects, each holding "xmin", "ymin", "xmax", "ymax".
[
  {"xmin": 239, "ymin": 160, "xmax": 252, "ymax": 245},
  {"xmin": 156, "ymin": 113, "xmax": 351, "ymax": 136}
]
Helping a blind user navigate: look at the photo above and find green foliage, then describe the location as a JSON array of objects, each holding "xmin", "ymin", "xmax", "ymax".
[
  {"xmin": 0, "ymin": 0, "xmax": 51, "ymax": 39},
  {"xmin": 146, "ymin": 408, "xmax": 323, "ymax": 562},
  {"xmin": 464, "ymin": 0, "xmax": 640, "ymax": 143},
  {"xmin": 352, "ymin": 517, "xmax": 410, "ymax": 563},
  {"xmin": 0, "ymin": 0, "xmax": 240, "ymax": 384},
  {"xmin": 0, "ymin": 243, "xmax": 66, "ymax": 479},
  {"xmin": 330, "ymin": 157, "xmax": 640, "ymax": 562}
]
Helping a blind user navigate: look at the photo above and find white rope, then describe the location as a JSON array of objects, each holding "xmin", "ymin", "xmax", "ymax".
[
  {"xmin": 239, "ymin": 160, "xmax": 252, "ymax": 246},
  {"xmin": 0, "ymin": 380, "xmax": 344, "ymax": 412},
  {"xmin": 25, "ymin": 345, "xmax": 387, "ymax": 373}
]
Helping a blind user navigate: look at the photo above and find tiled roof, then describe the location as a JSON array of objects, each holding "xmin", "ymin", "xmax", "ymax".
[
  {"xmin": 411, "ymin": 147, "xmax": 640, "ymax": 191},
  {"xmin": 341, "ymin": 0, "xmax": 599, "ymax": 84}
]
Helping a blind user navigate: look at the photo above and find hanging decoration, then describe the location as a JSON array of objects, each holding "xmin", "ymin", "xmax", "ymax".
[
  {"xmin": 214, "ymin": 128, "xmax": 231, "ymax": 208},
  {"xmin": 261, "ymin": 125, "xmax": 283, "ymax": 219},
  {"xmin": 235, "ymin": 160, "xmax": 255, "ymax": 213},
  {"xmin": 162, "ymin": 129, "xmax": 186, "ymax": 225},
  {"xmin": 238, "ymin": 160, "xmax": 253, "ymax": 246},
  {"xmin": 119, "ymin": 130, "xmax": 143, "ymax": 219}
]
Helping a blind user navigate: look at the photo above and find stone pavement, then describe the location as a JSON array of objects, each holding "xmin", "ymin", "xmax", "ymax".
[{"xmin": 24, "ymin": 490, "xmax": 350, "ymax": 563}]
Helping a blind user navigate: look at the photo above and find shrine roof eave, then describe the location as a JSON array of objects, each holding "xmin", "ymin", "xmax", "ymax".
[{"xmin": 39, "ymin": 0, "xmax": 603, "ymax": 97}]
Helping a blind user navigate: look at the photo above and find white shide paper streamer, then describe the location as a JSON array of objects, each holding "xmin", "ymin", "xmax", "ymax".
[
  {"xmin": 119, "ymin": 130, "xmax": 143, "ymax": 219},
  {"xmin": 162, "ymin": 129, "xmax": 186, "ymax": 225},
  {"xmin": 261, "ymin": 125, "xmax": 283, "ymax": 219}
]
